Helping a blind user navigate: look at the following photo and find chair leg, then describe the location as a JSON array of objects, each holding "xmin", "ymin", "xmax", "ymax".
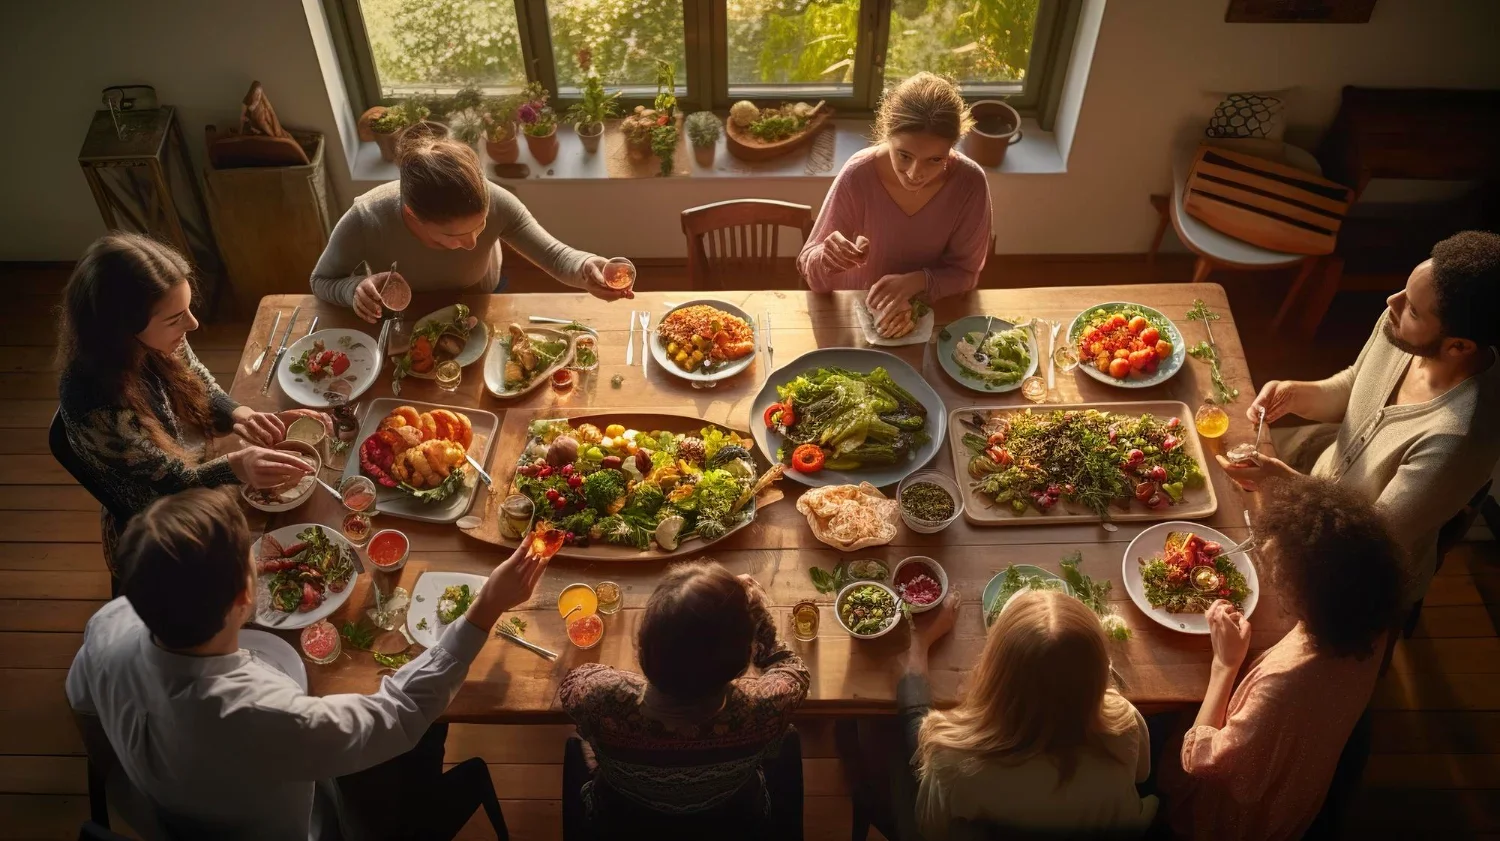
[
  {"xmin": 1274, "ymin": 255, "xmax": 1344, "ymax": 340},
  {"xmin": 1190, "ymin": 256, "xmax": 1213, "ymax": 283},
  {"xmin": 87, "ymin": 758, "xmax": 110, "ymax": 828},
  {"xmin": 1147, "ymin": 194, "xmax": 1170, "ymax": 270}
]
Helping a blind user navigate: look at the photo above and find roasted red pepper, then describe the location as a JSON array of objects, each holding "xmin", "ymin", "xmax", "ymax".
[
  {"xmin": 763, "ymin": 401, "xmax": 795, "ymax": 429},
  {"xmin": 790, "ymin": 444, "xmax": 826, "ymax": 473}
]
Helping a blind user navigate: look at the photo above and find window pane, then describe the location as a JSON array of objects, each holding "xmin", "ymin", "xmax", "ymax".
[
  {"xmin": 359, "ymin": 0, "xmax": 527, "ymax": 91},
  {"xmin": 727, "ymin": 0, "xmax": 860, "ymax": 91},
  {"xmin": 885, "ymin": 0, "xmax": 1038, "ymax": 89},
  {"xmin": 548, "ymin": 0, "xmax": 686, "ymax": 90}
]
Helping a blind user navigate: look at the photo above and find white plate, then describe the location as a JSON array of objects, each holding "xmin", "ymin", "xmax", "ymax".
[
  {"xmin": 650, "ymin": 299, "xmax": 758, "ymax": 383},
  {"xmin": 239, "ymin": 629, "xmax": 308, "ymax": 692},
  {"xmin": 278, "ymin": 328, "xmax": 380, "ymax": 408},
  {"xmin": 483, "ymin": 326, "xmax": 578, "ymax": 398},
  {"xmin": 403, "ymin": 305, "xmax": 490, "ymax": 379},
  {"xmin": 856, "ymin": 296, "xmax": 934, "ymax": 347},
  {"xmin": 407, "ymin": 571, "xmax": 488, "ymax": 649},
  {"xmin": 251, "ymin": 524, "xmax": 360, "ymax": 630},
  {"xmin": 1122, "ymin": 521, "xmax": 1259, "ymax": 635},
  {"xmin": 342, "ymin": 398, "xmax": 499, "ymax": 524}
]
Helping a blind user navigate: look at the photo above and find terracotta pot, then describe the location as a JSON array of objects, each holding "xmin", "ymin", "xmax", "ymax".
[
  {"xmin": 524, "ymin": 127, "xmax": 559, "ymax": 165},
  {"xmin": 693, "ymin": 143, "xmax": 715, "ymax": 168},
  {"xmin": 961, "ymin": 100, "xmax": 1023, "ymax": 168},
  {"xmin": 485, "ymin": 133, "xmax": 520, "ymax": 165},
  {"xmin": 373, "ymin": 130, "xmax": 400, "ymax": 162},
  {"xmin": 625, "ymin": 134, "xmax": 653, "ymax": 159},
  {"xmin": 357, "ymin": 106, "xmax": 386, "ymax": 143},
  {"xmin": 576, "ymin": 121, "xmax": 603, "ymax": 154}
]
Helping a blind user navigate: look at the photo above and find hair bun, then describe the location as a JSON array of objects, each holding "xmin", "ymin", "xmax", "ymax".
[{"xmin": 393, "ymin": 122, "xmax": 453, "ymax": 166}]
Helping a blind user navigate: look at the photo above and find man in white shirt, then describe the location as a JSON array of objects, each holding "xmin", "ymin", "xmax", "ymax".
[{"xmin": 66, "ymin": 488, "xmax": 547, "ymax": 840}]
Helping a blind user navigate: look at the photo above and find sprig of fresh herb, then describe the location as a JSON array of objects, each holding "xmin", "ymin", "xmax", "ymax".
[
  {"xmin": 496, "ymin": 616, "xmax": 529, "ymax": 639},
  {"xmin": 1058, "ymin": 552, "xmax": 1130, "ymax": 641},
  {"xmin": 340, "ymin": 621, "xmax": 375, "ymax": 651},
  {"xmin": 373, "ymin": 652, "xmax": 411, "ymax": 669},
  {"xmin": 1185, "ymin": 300, "xmax": 1238, "ymax": 405}
]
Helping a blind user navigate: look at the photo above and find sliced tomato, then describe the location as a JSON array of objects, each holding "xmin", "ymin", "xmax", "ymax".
[{"xmin": 790, "ymin": 444, "xmax": 825, "ymax": 472}]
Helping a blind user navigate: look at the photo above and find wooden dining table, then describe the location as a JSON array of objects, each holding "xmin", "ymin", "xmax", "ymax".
[{"xmin": 227, "ymin": 284, "xmax": 1282, "ymax": 722}]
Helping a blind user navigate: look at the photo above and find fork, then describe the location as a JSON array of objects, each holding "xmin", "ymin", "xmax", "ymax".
[{"xmin": 639, "ymin": 311, "xmax": 651, "ymax": 378}]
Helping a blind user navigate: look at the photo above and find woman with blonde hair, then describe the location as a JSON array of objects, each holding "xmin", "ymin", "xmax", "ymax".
[
  {"xmin": 903, "ymin": 591, "xmax": 1154, "ymax": 839},
  {"xmin": 312, "ymin": 132, "xmax": 631, "ymax": 322},
  {"xmin": 797, "ymin": 72, "xmax": 992, "ymax": 337}
]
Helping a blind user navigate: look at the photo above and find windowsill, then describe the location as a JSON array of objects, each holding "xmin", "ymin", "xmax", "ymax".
[{"xmin": 349, "ymin": 118, "xmax": 1064, "ymax": 187}]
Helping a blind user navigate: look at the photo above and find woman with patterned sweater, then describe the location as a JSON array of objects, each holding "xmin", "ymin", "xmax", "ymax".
[{"xmin": 57, "ymin": 233, "xmax": 310, "ymax": 573}]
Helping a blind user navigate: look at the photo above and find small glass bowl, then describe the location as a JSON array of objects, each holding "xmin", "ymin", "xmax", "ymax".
[{"xmin": 897, "ymin": 470, "xmax": 964, "ymax": 534}]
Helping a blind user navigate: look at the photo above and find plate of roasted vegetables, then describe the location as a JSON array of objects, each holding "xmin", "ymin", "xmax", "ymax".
[
  {"xmin": 503, "ymin": 414, "xmax": 784, "ymax": 560},
  {"xmin": 651, "ymin": 300, "xmax": 758, "ymax": 382},
  {"xmin": 397, "ymin": 304, "xmax": 488, "ymax": 380},
  {"xmin": 252, "ymin": 524, "xmax": 359, "ymax": 629},
  {"xmin": 1068, "ymin": 302, "xmax": 1185, "ymax": 388},
  {"xmin": 1123, "ymin": 522, "xmax": 1257, "ymax": 634},
  {"xmin": 949, "ymin": 402, "xmax": 1216, "ymax": 525},
  {"xmin": 483, "ymin": 324, "xmax": 578, "ymax": 398},
  {"xmin": 346, "ymin": 399, "xmax": 499, "ymax": 524},
  {"xmin": 753, "ymin": 348, "xmax": 945, "ymax": 489}
]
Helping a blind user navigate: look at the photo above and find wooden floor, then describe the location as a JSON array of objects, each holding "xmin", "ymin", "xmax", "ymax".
[{"xmin": 1, "ymin": 256, "xmax": 1495, "ymax": 840}]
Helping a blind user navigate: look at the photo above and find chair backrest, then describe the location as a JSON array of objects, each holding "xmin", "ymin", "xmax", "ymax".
[
  {"xmin": 681, "ymin": 199, "xmax": 814, "ymax": 289},
  {"xmin": 49, "ymin": 409, "xmax": 132, "ymax": 525},
  {"xmin": 1438, "ymin": 479, "xmax": 1493, "ymax": 560}
]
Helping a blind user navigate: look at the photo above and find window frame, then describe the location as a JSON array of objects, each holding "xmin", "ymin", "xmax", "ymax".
[{"xmin": 324, "ymin": 0, "xmax": 1078, "ymax": 128}]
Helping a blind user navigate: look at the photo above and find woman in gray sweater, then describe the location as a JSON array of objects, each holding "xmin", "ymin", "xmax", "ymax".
[{"xmin": 311, "ymin": 133, "xmax": 631, "ymax": 322}]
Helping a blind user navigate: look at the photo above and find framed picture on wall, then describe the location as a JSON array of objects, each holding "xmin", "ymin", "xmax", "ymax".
[{"xmin": 1225, "ymin": 0, "xmax": 1376, "ymax": 23}]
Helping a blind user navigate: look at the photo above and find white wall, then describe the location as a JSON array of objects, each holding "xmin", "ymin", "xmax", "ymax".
[{"xmin": 1, "ymin": 0, "xmax": 1496, "ymax": 261}]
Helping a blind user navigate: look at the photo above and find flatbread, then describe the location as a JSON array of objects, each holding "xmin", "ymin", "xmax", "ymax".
[{"xmin": 796, "ymin": 482, "xmax": 900, "ymax": 550}]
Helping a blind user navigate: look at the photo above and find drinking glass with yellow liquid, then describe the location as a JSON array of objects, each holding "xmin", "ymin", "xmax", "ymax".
[
  {"xmin": 1194, "ymin": 403, "xmax": 1230, "ymax": 439},
  {"xmin": 791, "ymin": 601, "xmax": 820, "ymax": 641},
  {"xmin": 435, "ymin": 360, "xmax": 462, "ymax": 392}
]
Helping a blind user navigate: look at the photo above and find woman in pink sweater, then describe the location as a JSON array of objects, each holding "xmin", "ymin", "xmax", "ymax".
[
  {"xmin": 797, "ymin": 73, "xmax": 992, "ymax": 334},
  {"xmin": 1161, "ymin": 476, "xmax": 1404, "ymax": 841}
]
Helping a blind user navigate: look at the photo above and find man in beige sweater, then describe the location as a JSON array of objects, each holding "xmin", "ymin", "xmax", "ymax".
[{"xmin": 1221, "ymin": 231, "xmax": 1500, "ymax": 605}]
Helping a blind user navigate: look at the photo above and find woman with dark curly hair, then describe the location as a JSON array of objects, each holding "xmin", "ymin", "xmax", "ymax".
[{"xmin": 1161, "ymin": 475, "xmax": 1405, "ymax": 841}]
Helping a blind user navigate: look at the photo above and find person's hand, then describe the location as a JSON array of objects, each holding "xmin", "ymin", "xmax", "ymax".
[
  {"xmin": 466, "ymin": 542, "xmax": 550, "ymax": 631},
  {"xmin": 231, "ymin": 407, "xmax": 286, "ymax": 447},
  {"xmin": 228, "ymin": 446, "xmax": 313, "ymax": 488},
  {"xmin": 1247, "ymin": 380, "xmax": 1298, "ymax": 425},
  {"xmin": 876, "ymin": 305, "xmax": 916, "ymax": 339},
  {"xmin": 820, "ymin": 232, "xmax": 868, "ymax": 274},
  {"xmin": 1216, "ymin": 452, "xmax": 1296, "ymax": 492},
  {"xmin": 1207, "ymin": 599, "xmax": 1251, "ymax": 672},
  {"xmin": 909, "ymin": 591, "xmax": 960, "ymax": 653},
  {"xmin": 581, "ymin": 256, "xmax": 634, "ymax": 301},
  {"xmin": 354, "ymin": 272, "xmax": 400, "ymax": 324},
  {"xmin": 867, "ymin": 272, "xmax": 925, "ymax": 315}
]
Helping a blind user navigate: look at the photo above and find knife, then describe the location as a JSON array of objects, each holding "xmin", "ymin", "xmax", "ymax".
[
  {"xmin": 529, "ymin": 316, "xmax": 575, "ymax": 325},
  {"xmin": 305, "ymin": 315, "xmax": 319, "ymax": 337},
  {"xmin": 465, "ymin": 454, "xmax": 493, "ymax": 487},
  {"xmin": 251, "ymin": 312, "xmax": 281, "ymax": 373},
  {"xmin": 625, "ymin": 310, "xmax": 636, "ymax": 365},
  {"xmin": 260, "ymin": 306, "xmax": 301, "ymax": 395}
]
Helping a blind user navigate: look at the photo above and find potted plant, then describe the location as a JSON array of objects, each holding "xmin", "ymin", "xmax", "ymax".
[
  {"xmin": 651, "ymin": 123, "xmax": 679, "ymax": 177},
  {"xmin": 620, "ymin": 106, "xmax": 662, "ymax": 158},
  {"xmin": 449, "ymin": 108, "xmax": 486, "ymax": 152},
  {"xmin": 480, "ymin": 95, "xmax": 521, "ymax": 164},
  {"xmin": 369, "ymin": 101, "xmax": 430, "ymax": 162},
  {"xmin": 685, "ymin": 111, "xmax": 720, "ymax": 167},
  {"xmin": 517, "ymin": 82, "xmax": 559, "ymax": 165},
  {"xmin": 565, "ymin": 48, "xmax": 620, "ymax": 154}
]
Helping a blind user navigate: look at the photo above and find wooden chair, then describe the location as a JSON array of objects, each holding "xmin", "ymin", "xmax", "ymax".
[
  {"xmin": 1404, "ymin": 479, "xmax": 1493, "ymax": 638},
  {"xmin": 681, "ymin": 199, "xmax": 813, "ymax": 289}
]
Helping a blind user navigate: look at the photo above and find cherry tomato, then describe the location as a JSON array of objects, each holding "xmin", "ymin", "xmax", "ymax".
[
  {"xmin": 1114, "ymin": 348, "xmax": 1131, "ymax": 360},
  {"xmin": 1156, "ymin": 340, "xmax": 1173, "ymax": 358},
  {"xmin": 1140, "ymin": 326, "xmax": 1160, "ymax": 346},
  {"xmin": 1135, "ymin": 481, "xmax": 1157, "ymax": 502},
  {"xmin": 1128, "ymin": 349, "xmax": 1151, "ymax": 371},
  {"xmin": 1108, "ymin": 314, "xmax": 1129, "ymax": 330},
  {"xmin": 1127, "ymin": 316, "xmax": 1149, "ymax": 334},
  {"xmin": 1108, "ymin": 358, "xmax": 1131, "ymax": 378}
]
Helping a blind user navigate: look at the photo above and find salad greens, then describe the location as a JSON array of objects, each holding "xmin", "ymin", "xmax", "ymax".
[
  {"xmin": 986, "ymin": 554, "xmax": 1130, "ymax": 640},
  {"xmin": 953, "ymin": 327, "xmax": 1031, "ymax": 387},
  {"xmin": 809, "ymin": 559, "xmax": 889, "ymax": 594},
  {"xmin": 772, "ymin": 367, "xmax": 931, "ymax": 471},
  {"xmin": 437, "ymin": 584, "xmax": 475, "ymax": 624},
  {"xmin": 840, "ymin": 584, "xmax": 898, "ymax": 635}
]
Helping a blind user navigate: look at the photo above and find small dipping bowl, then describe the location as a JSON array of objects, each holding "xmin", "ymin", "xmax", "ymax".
[
  {"xmin": 366, "ymin": 529, "xmax": 410, "ymax": 572},
  {"xmin": 892, "ymin": 556, "xmax": 949, "ymax": 614},
  {"xmin": 897, "ymin": 470, "xmax": 964, "ymax": 534}
]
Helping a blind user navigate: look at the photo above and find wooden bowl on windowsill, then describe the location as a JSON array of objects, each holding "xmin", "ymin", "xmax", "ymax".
[{"xmin": 725, "ymin": 104, "xmax": 834, "ymax": 162}]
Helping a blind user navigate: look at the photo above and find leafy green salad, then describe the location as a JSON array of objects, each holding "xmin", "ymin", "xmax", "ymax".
[{"xmin": 952, "ymin": 327, "xmax": 1031, "ymax": 387}]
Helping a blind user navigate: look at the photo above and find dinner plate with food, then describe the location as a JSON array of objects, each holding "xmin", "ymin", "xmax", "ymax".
[
  {"xmin": 495, "ymin": 414, "xmax": 782, "ymax": 559},
  {"xmin": 398, "ymin": 304, "xmax": 488, "ymax": 379},
  {"xmin": 252, "ymin": 524, "xmax": 359, "ymax": 630},
  {"xmin": 1122, "ymin": 521, "xmax": 1258, "ymax": 635},
  {"xmin": 279, "ymin": 328, "xmax": 379, "ymax": 408},
  {"xmin": 982, "ymin": 564, "xmax": 1074, "ymax": 628},
  {"xmin": 346, "ymin": 399, "xmax": 499, "ymax": 524},
  {"xmin": 1067, "ymin": 302, "xmax": 1185, "ymax": 389},
  {"xmin": 483, "ymin": 324, "xmax": 578, "ymax": 398},
  {"xmin": 856, "ymin": 295, "xmax": 934, "ymax": 346},
  {"xmin": 937, "ymin": 316, "xmax": 1040, "ymax": 393},
  {"xmin": 407, "ymin": 571, "xmax": 487, "ymax": 649},
  {"xmin": 651, "ymin": 300, "xmax": 758, "ymax": 383},
  {"xmin": 753, "ymin": 348, "xmax": 946, "ymax": 489}
]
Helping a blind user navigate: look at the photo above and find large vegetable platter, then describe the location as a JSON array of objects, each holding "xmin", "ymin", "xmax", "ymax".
[
  {"xmin": 1067, "ymin": 302, "xmax": 1186, "ymax": 389},
  {"xmin": 751, "ymin": 348, "xmax": 947, "ymax": 489},
  {"xmin": 494, "ymin": 413, "xmax": 783, "ymax": 561},
  {"xmin": 947, "ymin": 402, "xmax": 1218, "ymax": 526},
  {"xmin": 342, "ymin": 398, "xmax": 499, "ymax": 524}
]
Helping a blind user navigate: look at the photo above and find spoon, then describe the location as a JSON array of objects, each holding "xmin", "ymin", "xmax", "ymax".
[
  {"xmin": 562, "ymin": 604, "xmax": 583, "ymax": 622},
  {"xmin": 970, "ymin": 317, "xmax": 997, "ymax": 367}
]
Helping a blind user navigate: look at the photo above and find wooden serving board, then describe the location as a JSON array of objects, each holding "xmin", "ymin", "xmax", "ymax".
[
  {"xmin": 725, "ymin": 107, "xmax": 835, "ymax": 162},
  {"xmin": 946, "ymin": 401, "xmax": 1218, "ymax": 527},
  {"xmin": 459, "ymin": 411, "xmax": 782, "ymax": 561}
]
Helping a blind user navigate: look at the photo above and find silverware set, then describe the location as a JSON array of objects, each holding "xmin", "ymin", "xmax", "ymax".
[
  {"xmin": 250, "ymin": 312, "xmax": 281, "ymax": 373},
  {"xmin": 259, "ymin": 306, "xmax": 301, "ymax": 396}
]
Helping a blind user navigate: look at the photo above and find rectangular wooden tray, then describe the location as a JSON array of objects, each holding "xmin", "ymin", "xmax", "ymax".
[
  {"xmin": 947, "ymin": 401, "xmax": 1218, "ymax": 527},
  {"xmin": 342, "ymin": 398, "xmax": 500, "ymax": 524}
]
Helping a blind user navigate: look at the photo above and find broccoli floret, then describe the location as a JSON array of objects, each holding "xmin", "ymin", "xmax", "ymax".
[
  {"xmin": 622, "ymin": 482, "xmax": 665, "ymax": 519},
  {"xmin": 581, "ymin": 469, "xmax": 627, "ymax": 512}
]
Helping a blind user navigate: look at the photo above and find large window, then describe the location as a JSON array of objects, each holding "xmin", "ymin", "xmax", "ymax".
[{"xmin": 328, "ymin": 0, "xmax": 1074, "ymax": 118}]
